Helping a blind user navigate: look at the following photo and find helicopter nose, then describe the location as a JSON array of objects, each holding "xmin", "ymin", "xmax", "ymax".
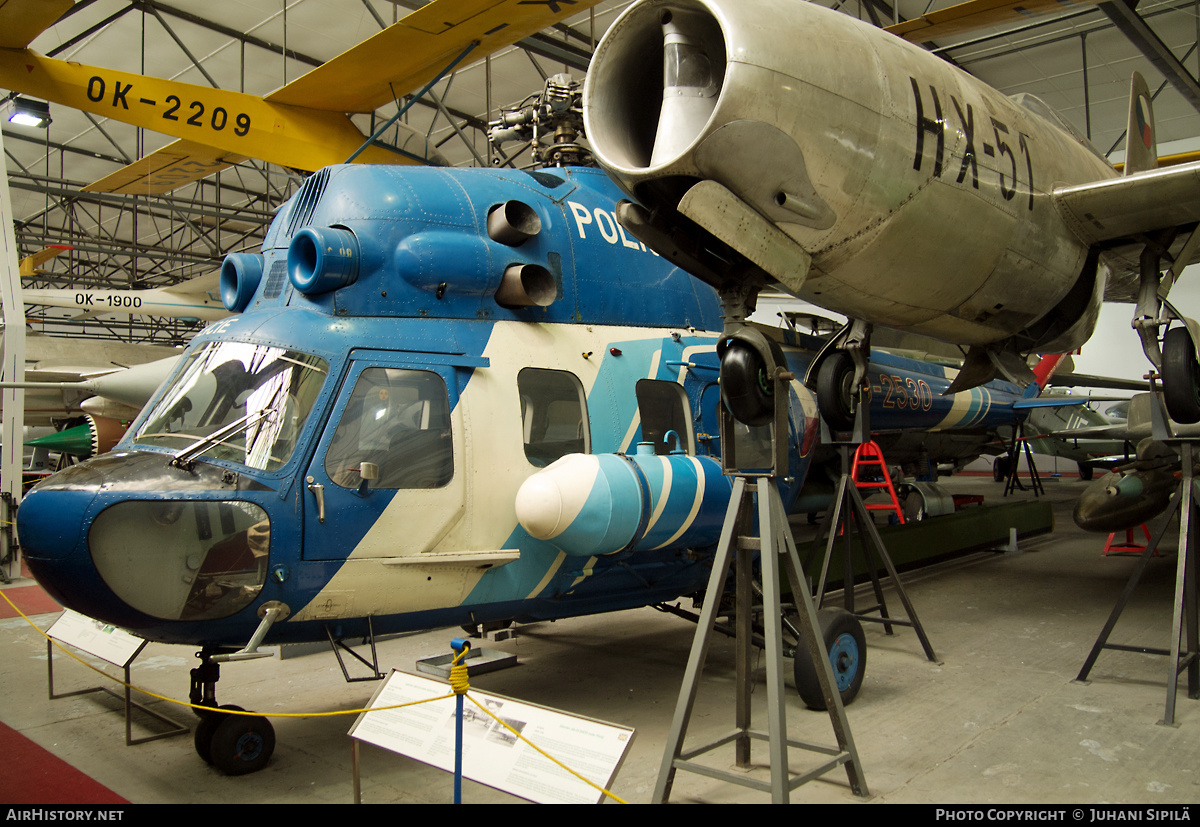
[
  {"xmin": 18, "ymin": 485, "xmax": 94, "ymax": 562},
  {"xmin": 18, "ymin": 485, "xmax": 102, "ymax": 615}
]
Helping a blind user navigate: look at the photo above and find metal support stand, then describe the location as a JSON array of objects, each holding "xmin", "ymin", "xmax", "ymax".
[
  {"xmin": 326, "ymin": 617, "xmax": 384, "ymax": 682},
  {"xmin": 1074, "ymin": 441, "xmax": 1200, "ymax": 726},
  {"xmin": 813, "ymin": 409, "xmax": 939, "ymax": 664},
  {"xmin": 1003, "ymin": 421, "xmax": 1044, "ymax": 497},
  {"xmin": 653, "ymin": 476, "xmax": 868, "ymax": 803},
  {"xmin": 47, "ymin": 638, "xmax": 187, "ymax": 746}
]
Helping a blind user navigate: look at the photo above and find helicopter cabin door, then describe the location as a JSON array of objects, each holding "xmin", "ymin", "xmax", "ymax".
[{"xmin": 300, "ymin": 356, "xmax": 466, "ymax": 561}]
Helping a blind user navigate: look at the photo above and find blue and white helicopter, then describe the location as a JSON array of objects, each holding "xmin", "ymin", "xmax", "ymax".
[{"xmin": 15, "ymin": 151, "xmax": 1073, "ymax": 773}]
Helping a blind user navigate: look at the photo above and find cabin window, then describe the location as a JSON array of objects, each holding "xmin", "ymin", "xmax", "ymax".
[
  {"xmin": 324, "ymin": 368, "xmax": 453, "ymax": 489},
  {"xmin": 133, "ymin": 341, "xmax": 328, "ymax": 472},
  {"xmin": 635, "ymin": 379, "xmax": 693, "ymax": 455},
  {"xmin": 518, "ymin": 368, "xmax": 589, "ymax": 466}
]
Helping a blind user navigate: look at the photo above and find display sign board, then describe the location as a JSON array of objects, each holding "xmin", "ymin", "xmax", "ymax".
[
  {"xmin": 350, "ymin": 669, "xmax": 635, "ymax": 804},
  {"xmin": 47, "ymin": 609, "xmax": 146, "ymax": 667}
]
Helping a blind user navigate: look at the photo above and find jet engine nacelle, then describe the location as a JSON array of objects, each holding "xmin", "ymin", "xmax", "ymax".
[{"xmin": 583, "ymin": 0, "xmax": 1116, "ymax": 352}]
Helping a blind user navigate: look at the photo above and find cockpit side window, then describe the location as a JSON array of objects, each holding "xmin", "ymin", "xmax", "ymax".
[
  {"xmin": 324, "ymin": 368, "xmax": 453, "ymax": 489},
  {"xmin": 518, "ymin": 368, "xmax": 589, "ymax": 466},
  {"xmin": 635, "ymin": 379, "xmax": 694, "ymax": 455}
]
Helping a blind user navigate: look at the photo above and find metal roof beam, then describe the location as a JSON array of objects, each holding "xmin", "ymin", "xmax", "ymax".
[
  {"xmin": 1099, "ymin": 0, "xmax": 1200, "ymax": 114},
  {"xmin": 6, "ymin": 174, "xmax": 276, "ymax": 226},
  {"xmin": 520, "ymin": 32, "xmax": 592, "ymax": 72}
]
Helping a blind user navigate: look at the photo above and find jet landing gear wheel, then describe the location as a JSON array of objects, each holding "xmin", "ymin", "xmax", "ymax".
[
  {"xmin": 793, "ymin": 609, "xmax": 866, "ymax": 711},
  {"xmin": 720, "ymin": 338, "xmax": 774, "ymax": 426},
  {"xmin": 993, "ymin": 455, "xmax": 1012, "ymax": 483},
  {"xmin": 816, "ymin": 352, "xmax": 858, "ymax": 431},
  {"xmin": 1162, "ymin": 326, "xmax": 1200, "ymax": 424}
]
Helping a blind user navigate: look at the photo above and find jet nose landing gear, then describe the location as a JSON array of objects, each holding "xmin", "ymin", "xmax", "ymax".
[
  {"xmin": 1161, "ymin": 325, "xmax": 1200, "ymax": 425},
  {"xmin": 1133, "ymin": 237, "xmax": 1200, "ymax": 425}
]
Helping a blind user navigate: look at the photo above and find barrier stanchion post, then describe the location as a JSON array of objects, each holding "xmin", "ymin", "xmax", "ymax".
[{"xmin": 450, "ymin": 638, "xmax": 471, "ymax": 804}]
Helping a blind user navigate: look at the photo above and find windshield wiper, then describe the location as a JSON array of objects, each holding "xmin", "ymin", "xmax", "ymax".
[{"xmin": 168, "ymin": 406, "xmax": 278, "ymax": 472}]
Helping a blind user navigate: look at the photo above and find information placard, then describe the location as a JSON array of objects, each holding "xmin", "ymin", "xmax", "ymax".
[
  {"xmin": 350, "ymin": 669, "xmax": 634, "ymax": 804},
  {"xmin": 47, "ymin": 609, "xmax": 146, "ymax": 667}
]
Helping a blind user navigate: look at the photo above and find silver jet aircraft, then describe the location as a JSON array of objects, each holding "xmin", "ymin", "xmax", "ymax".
[{"xmin": 582, "ymin": 0, "xmax": 1200, "ymax": 424}]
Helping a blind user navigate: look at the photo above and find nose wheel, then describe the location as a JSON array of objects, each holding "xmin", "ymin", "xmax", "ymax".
[
  {"xmin": 816, "ymin": 351, "xmax": 858, "ymax": 432},
  {"xmin": 195, "ymin": 704, "xmax": 276, "ymax": 775},
  {"xmin": 1162, "ymin": 326, "xmax": 1200, "ymax": 424},
  {"xmin": 191, "ymin": 652, "xmax": 276, "ymax": 775}
]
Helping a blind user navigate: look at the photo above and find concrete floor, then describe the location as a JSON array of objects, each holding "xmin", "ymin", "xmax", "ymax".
[{"xmin": 1, "ymin": 473, "xmax": 1198, "ymax": 805}]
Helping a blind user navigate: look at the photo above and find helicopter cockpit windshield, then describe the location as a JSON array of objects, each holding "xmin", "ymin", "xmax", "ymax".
[{"xmin": 133, "ymin": 341, "xmax": 329, "ymax": 472}]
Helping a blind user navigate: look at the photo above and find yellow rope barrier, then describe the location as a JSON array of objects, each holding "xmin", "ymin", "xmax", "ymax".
[
  {"xmin": 1, "ymin": 588, "xmax": 452, "ymax": 717},
  {"xmin": 1, "ymin": 589, "xmax": 627, "ymax": 802}
]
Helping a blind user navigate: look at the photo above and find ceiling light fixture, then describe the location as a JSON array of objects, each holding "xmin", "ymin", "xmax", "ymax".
[{"xmin": 4, "ymin": 96, "xmax": 51, "ymax": 128}]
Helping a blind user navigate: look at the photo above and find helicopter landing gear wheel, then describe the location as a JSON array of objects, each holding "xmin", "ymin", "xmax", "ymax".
[
  {"xmin": 794, "ymin": 609, "xmax": 866, "ymax": 711},
  {"xmin": 209, "ymin": 711, "xmax": 275, "ymax": 776},
  {"xmin": 194, "ymin": 704, "xmax": 244, "ymax": 764},
  {"xmin": 816, "ymin": 352, "xmax": 858, "ymax": 431},
  {"xmin": 1162, "ymin": 326, "xmax": 1200, "ymax": 424}
]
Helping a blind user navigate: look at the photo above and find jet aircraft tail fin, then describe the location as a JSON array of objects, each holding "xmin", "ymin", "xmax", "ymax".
[
  {"xmin": 1124, "ymin": 72, "xmax": 1157, "ymax": 176},
  {"xmin": 1025, "ymin": 352, "xmax": 1069, "ymax": 397}
]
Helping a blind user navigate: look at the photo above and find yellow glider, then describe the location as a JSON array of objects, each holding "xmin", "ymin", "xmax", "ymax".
[
  {"xmin": 885, "ymin": 0, "xmax": 1105, "ymax": 44},
  {"xmin": 18, "ymin": 244, "xmax": 71, "ymax": 277},
  {"xmin": 0, "ymin": 0, "xmax": 604, "ymax": 194}
]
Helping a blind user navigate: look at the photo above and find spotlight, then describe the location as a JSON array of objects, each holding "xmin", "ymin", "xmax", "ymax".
[{"xmin": 3, "ymin": 97, "xmax": 51, "ymax": 128}]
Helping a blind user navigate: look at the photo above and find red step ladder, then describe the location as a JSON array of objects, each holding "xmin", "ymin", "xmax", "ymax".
[
  {"xmin": 851, "ymin": 441, "xmax": 905, "ymax": 525},
  {"xmin": 1103, "ymin": 524, "xmax": 1155, "ymax": 557}
]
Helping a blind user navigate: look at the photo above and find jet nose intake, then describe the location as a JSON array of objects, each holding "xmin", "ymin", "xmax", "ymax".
[
  {"xmin": 584, "ymin": 1, "xmax": 726, "ymax": 175},
  {"xmin": 652, "ymin": 11, "xmax": 722, "ymax": 167}
]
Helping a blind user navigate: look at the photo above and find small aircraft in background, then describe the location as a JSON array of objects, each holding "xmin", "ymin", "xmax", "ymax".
[
  {"xmin": 582, "ymin": 0, "xmax": 1200, "ymax": 427},
  {"xmin": 1067, "ymin": 393, "xmax": 1200, "ymax": 533},
  {"xmin": 0, "ymin": 0, "xmax": 604, "ymax": 194},
  {"xmin": 22, "ymin": 267, "xmax": 229, "ymax": 323},
  {"xmin": 0, "ymin": 331, "xmax": 178, "ymax": 425}
]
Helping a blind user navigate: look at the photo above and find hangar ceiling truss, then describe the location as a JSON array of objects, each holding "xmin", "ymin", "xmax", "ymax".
[{"xmin": 2, "ymin": 0, "xmax": 1199, "ymax": 345}]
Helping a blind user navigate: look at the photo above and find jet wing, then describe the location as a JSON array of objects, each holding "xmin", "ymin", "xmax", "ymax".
[
  {"xmin": 82, "ymin": 140, "xmax": 247, "ymax": 196},
  {"xmin": 0, "ymin": 0, "xmax": 72, "ymax": 50},
  {"xmin": 1054, "ymin": 162, "xmax": 1200, "ymax": 247},
  {"xmin": 1051, "ymin": 162, "xmax": 1200, "ymax": 301},
  {"xmin": 1012, "ymin": 397, "xmax": 1090, "ymax": 410},
  {"xmin": 1051, "ymin": 372, "xmax": 1151, "ymax": 392},
  {"xmin": 264, "ymin": 0, "xmax": 605, "ymax": 114},
  {"xmin": 1050, "ymin": 424, "xmax": 1131, "ymax": 441}
]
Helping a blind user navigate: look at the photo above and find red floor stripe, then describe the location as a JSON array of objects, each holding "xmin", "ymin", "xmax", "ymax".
[
  {"xmin": 0, "ymin": 582, "xmax": 61, "ymax": 619},
  {"xmin": 0, "ymin": 721, "xmax": 128, "ymax": 804}
]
